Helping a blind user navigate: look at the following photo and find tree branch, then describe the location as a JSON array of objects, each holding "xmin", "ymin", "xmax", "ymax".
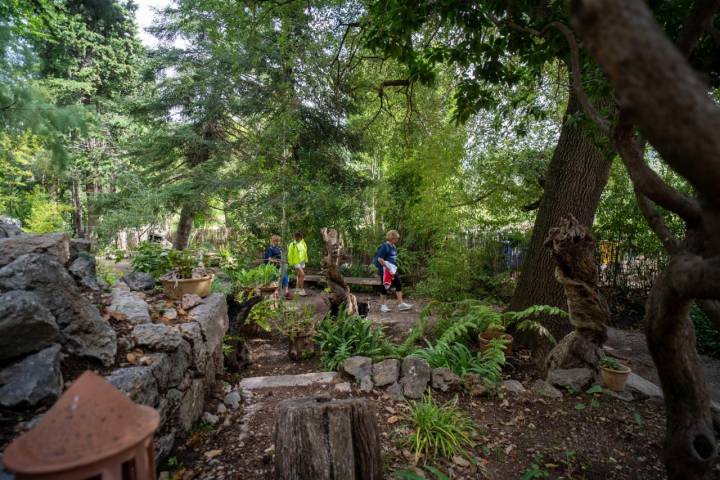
[{"xmin": 634, "ymin": 190, "xmax": 681, "ymax": 254}]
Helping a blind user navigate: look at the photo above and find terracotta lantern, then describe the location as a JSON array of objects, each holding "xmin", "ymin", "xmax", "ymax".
[{"xmin": 3, "ymin": 371, "xmax": 160, "ymax": 480}]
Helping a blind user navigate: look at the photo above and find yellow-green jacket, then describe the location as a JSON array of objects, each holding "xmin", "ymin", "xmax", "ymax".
[{"xmin": 288, "ymin": 239, "xmax": 308, "ymax": 266}]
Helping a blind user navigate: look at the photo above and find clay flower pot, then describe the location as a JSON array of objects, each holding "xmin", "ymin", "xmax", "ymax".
[
  {"xmin": 601, "ymin": 363, "xmax": 632, "ymax": 391},
  {"xmin": 479, "ymin": 328, "xmax": 514, "ymax": 357},
  {"xmin": 161, "ymin": 275, "xmax": 213, "ymax": 299}
]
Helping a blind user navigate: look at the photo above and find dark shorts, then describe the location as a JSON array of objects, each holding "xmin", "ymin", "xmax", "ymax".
[{"xmin": 376, "ymin": 270, "xmax": 402, "ymax": 294}]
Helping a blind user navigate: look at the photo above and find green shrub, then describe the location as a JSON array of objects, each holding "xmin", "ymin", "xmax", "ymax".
[
  {"xmin": 414, "ymin": 338, "xmax": 507, "ymax": 387},
  {"xmin": 691, "ymin": 305, "xmax": 720, "ymax": 358},
  {"xmin": 315, "ymin": 309, "xmax": 395, "ymax": 370},
  {"xmin": 400, "ymin": 394, "xmax": 477, "ymax": 461},
  {"xmin": 230, "ymin": 263, "xmax": 279, "ymax": 289},
  {"xmin": 131, "ymin": 241, "xmax": 170, "ymax": 278}
]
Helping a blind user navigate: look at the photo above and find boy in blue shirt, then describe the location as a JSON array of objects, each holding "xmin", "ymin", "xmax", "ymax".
[
  {"xmin": 373, "ymin": 229, "xmax": 412, "ymax": 313},
  {"xmin": 264, "ymin": 234, "xmax": 290, "ymax": 298}
]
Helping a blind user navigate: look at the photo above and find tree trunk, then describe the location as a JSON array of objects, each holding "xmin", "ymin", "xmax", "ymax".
[
  {"xmin": 71, "ymin": 180, "xmax": 84, "ymax": 239},
  {"xmin": 508, "ymin": 86, "xmax": 613, "ymax": 342},
  {"xmin": 321, "ymin": 228, "xmax": 358, "ymax": 315},
  {"xmin": 544, "ymin": 215, "xmax": 608, "ymax": 372},
  {"xmin": 173, "ymin": 205, "xmax": 194, "ymax": 250},
  {"xmin": 274, "ymin": 397, "xmax": 383, "ymax": 480}
]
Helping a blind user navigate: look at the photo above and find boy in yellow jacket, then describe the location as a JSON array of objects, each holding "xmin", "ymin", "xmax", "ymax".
[{"xmin": 288, "ymin": 231, "xmax": 309, "ymax": 296}]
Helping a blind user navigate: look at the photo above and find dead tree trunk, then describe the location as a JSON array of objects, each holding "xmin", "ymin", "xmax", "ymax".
[
  {"xmin": 544, "ymin": 215, "xmax": 608, "ymax": 372},
  {"xmin": 321, "ymin": 228, "xmax": 358, "ymax": 315},
  {"xmin": 274, "ymin": 397, "xmax": 383, "ymax": 480}
]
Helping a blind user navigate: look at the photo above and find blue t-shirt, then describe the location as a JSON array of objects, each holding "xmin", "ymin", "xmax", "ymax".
[
  {"xmin": 263, "ymin": 245, "xmax": 282, "ymax": 263},
  {"xmin": 373, "ymin": 241, "xmax": 398, "ymax": 270}
]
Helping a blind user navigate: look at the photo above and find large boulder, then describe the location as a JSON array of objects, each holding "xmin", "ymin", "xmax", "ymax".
[
  {"xmin": 400, "ymin": 356, "xmax": 431, "ymax": 399},
  {"xmin": 0, "ymin": 253, "xmax": 117, "ymax": 365},
  {"xmin": 0, "ymin": 344, "xmax": 63, "ymax": 408},
  {"xmin": 109, "ymin": 284, "xmax": 151, "ymax": 324},
  {"xmin": 68, "ymin": 253, "xmax": 100, "ymax": 291},
  {"xmin": 69, "ymin": 238, "xmax": 92, "ymax": 260},
  {"xmin": 131, "ymin": 323, "xmax": 184, "ymax": 352},
  {"xmin": 177, "ymin": 379, "xmax": 205, "ymax": 431},
  {"xmin": 343, "ymin": 356, "xmax": 372, "ymax": 381},
  {"xmin": 122, "ymin": 271, "xmax": 156, "ymax": 292},
  {"xmin": 0, "ymin": 216, "xmax": 22, "ymax": 238},
  {"xmin": 0, "ymin": 290, "xmax": 59, "ymax": 362},
  {"xmin": 0, "ymin": 233, "xmax": 70, "ymax": 267}
]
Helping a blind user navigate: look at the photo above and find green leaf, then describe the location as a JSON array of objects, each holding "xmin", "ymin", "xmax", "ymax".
[{"xmin": 574, "ymin": 403, "xmax": 586, "ymax": 410}]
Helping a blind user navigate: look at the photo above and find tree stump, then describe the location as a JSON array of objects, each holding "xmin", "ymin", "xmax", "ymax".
[
  {"xmin": 543, "ymin": 215, "xmax": 609, "ymax": 372},
  {"xmin": 274, "ymin": 396, "xmax": 383, "ymax": 480},
  {"xmin": 321, "ymin": 228, "xmax": 358, "ymax": 315}
]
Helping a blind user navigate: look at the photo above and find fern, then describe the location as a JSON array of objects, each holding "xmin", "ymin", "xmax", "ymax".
[
  {"xmin": 437, "ymin": 303, "xmax": 501, "ymax": 345},
  {"xmin": 395, "ymin": 302, "xmax": 433, "ymax": 357}
]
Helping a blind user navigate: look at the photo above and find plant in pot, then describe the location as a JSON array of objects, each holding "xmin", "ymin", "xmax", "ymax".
[
  {"xmin": 276, "ymin": 300, "xmax": 317, "ymax": 360},
  {"xmin": 231, "ymin": 263, "xmax": 280, "ymax": 295},
  {"xmin": 159, "ymin": 249, "xmax": 213, "ymax": 299},
  {"xmin": 599, "ymin": 356, "xmax": 632, "ymax": 391}
]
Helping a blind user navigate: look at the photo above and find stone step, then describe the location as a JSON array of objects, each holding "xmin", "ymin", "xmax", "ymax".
[{"xmin": 239, "ymin": 372, "xmax": 339, "ymax": 390}]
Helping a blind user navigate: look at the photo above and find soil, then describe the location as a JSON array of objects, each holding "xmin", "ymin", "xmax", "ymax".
[{"xmin": 161, "ymin": 290, "xmax": 718, "ymax": 480}]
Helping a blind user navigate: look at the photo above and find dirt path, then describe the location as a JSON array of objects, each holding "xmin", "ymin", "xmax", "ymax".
[{"xmin": 606, "ymin": 327, "xmax": 720, "ymax": 403}]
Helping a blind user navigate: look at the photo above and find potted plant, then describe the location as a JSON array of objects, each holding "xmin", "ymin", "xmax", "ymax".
[
  {"xmin": 600, "ymin": 356, "xmax": 632, "ymax": 391},
  {"xmin": 159, "ymin": 249, "xmax": 213, "ymax": 299},
  {"xmin": 276, "ymin": 300, "xmax": 317, "ymax": 360},
  {"xmin": 232, "ymin": 263, "xmax": 280, "ymax": 295}
]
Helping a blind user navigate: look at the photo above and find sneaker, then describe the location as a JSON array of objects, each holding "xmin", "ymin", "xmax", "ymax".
[
  {"xmin": 380, "ymin": 304, "xmax": 390, "ymax": 313},
  {"xmin": 398, "ymin": 303, "xmax": 412, "ymax": 311},
  {"xmin": 298, "ymin": 289, "xmax": 307, "ymax": 297}
]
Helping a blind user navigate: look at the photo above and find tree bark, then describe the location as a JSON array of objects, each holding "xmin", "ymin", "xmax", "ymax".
[
  {"xmin": 71, "ymin": 179, "xmax": 84, "ymax": 239},
  {"xmin": 274, "ymin": 397, "xmax": 383, "ymax": 480},
  {"xmin": 508, "ymin": 86, "xmax": 613, "ymax": 342},
  {"xmin": 544, "ymin": 215, "xmax": 608, "ymax": 372},
  {"xmin": 173, "ymin": 205, "xmax": 195, "ymax": 250},
  {"xmin": 321, "ymin": 228, "xmax": 358, "ymax": 315}
]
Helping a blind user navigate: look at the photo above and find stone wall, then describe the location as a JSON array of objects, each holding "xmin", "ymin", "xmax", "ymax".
[
  {"xmin": 107, "ymin": 292, "xmax": 229, "ymax": 459},
  {"xmin": 0, "ymin": 232, "xmax": 229, "ymax": 471}
]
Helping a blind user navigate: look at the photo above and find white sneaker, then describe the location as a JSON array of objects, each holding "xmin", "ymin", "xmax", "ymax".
[
  {"xmin": 398, "ymin": 303, "xmax": 412, "ymax": 311},
  {"xmin": 380, "ymin": 304, "xmax": 390, "ymax": 313},
  {"xmin": 298, "ymin": 289, "xmax": 307, "ymax": 296}
]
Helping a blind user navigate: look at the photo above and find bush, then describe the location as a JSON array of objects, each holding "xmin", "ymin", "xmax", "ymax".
[
  {"xmin": 415, "ymin": 239, "xmax": 514, "ymax": 302},
  {"xmin": 315, "ymin": 309, "xmax": 395, "ymax": 370},
  {"xmin": 691, "ymin": 305, "xmax": 720, "ymax": 358},
  {"xmin": 400, "ymin": 394, "xmax": 477, "ymax": 461},
  {"xmin": 131, "ymin": 241, "xmax": 170, "ymax": 278},
  {"xmin": 414, "ymin": 338, "xmax": 507, "ymax": 387}
]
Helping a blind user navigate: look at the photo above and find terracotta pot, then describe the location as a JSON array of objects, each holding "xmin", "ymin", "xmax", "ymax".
[
  {"xmin": 600, "ymin": 364, "xmax": 631, "ymax": 391},
  {"xmin": 288, "ymin": 335, "xmax": 315, "ymax": 361},
  {"xmin": 161, "ymin": 275, "xmax": 213, "ymax": 300},
  {"xmin": 478, "ymin": 329, "xmax": 513, "ymax": 357}
]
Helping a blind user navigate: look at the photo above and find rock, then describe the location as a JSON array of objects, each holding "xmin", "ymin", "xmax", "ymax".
[
  {"xmin": 0, "ymin": 216, "xmax": 22, "ymax": 238},
  {"xmin": 547, "ymin": 368, "xmax": 594, "ymax": 392},
  {"xmin": 155, "ymin": 433, "xmax": 175, "ymax": 464},
  {"xmin": 0, "ymin": 344, "xmax": 63, "ymax": 408},
  {"xmin": 224, "ymin": 390, "xmax": 241, "ymax": 410},
  {"xmin": 217, "ymin": 403, "xmax": 227, "ymax": 414},
  {"xmin": 0, "ymin": 290, "xmax": 59, "ymax": 362},
  {"xmin": 452, "ymin": 455, "xmax": 471, "ymax": 468},
  {"xmin": 626, "ymin": 373, "xmax": 663, "ymax": 398},
  {"xmin": 131, "ymin": 323, "xmax": 183, "ymax": 351},
  {"xmin": 372, "ymin": 358, "xmax": 400, "ymax": 387},
  {"xmin": 69, "ymin": 238, "xmax": 92, "ymax": 260},
  {"xmin": 182, "ymin": 293, "xmax": 203, "ymax": 310},
  {"xmin": 121, "ymin": 271, "xmax": 156, "ymax": 291},
  {"xmin": 167, "ymin": 340, "xmax": 192, "ymax": 387},
  {"xmin": 0, "ymin": 232, "xmax": 70, "ymax": 266},
  {"xmin": 502, "ymin": 379, "xmax": 527, "ymax": 394},
  {"xmin": 0, "ymin": 253, "xmax": 116, "ymax": 365},
  {"xmin": 462, "ymin": 373, "xmax": 489, "ymax": 397},
  {"xmin": 343, "ymin": 356, "xmax": 372, "ymax": 381},
  {"xmin": 162, "ymin": 307, "xmax": 178, "ymax": 321},
  {"xmin": 106, "ymin": 366, "xmax": 159, "ymax": 406},
  {"xmin": 431, "ymin": 367, "xmax": 460, "ymax": 392},
  {"xmin": 178, "ymin": 379, "xmax": 205, "ymax": 431},
  {"xmin": 334, "ymin": 382, "xmax": 352, "ymax": 393},
  {"xmin": 239, "ymin": 372, "xmax": 339, "ymax": 390},
  {"xmin": 385, "ymin": 382, "xmax": 404, "ymax": 401},
  {"xmin": 604, "ymin": 388, "xmax": 634, "ymax": 401},
  {"xmin": 188, "ymin": 294, "xmax": 229, "ymax": 363},
  {"xmin": 68, "ymin": 253, "xmax": 100, "ymax": 290},
  {"xmin": 178, "ymin": 322, "xmax": 209, "ymax": 374},
  {"xmin": 203, "ymin": 412, "xmax": 219, "ymax": 425},
  {"xmin": 530, "ymin": 379, "xmax": 563, "ymax": 398},
  {"xmin": 109, "ymin": 286, "xmax": 151, "ymax": 324},
  {"xmin": 400, "ymin": 356, "xmax": 431, "ymax": 399},
  {"xmin": 146, "ymin": 353, "xmax": 172, "ymax": 391},
  {"xmin": 360, "ymin": 376, "xmax": 374, "ymax": 393}
]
